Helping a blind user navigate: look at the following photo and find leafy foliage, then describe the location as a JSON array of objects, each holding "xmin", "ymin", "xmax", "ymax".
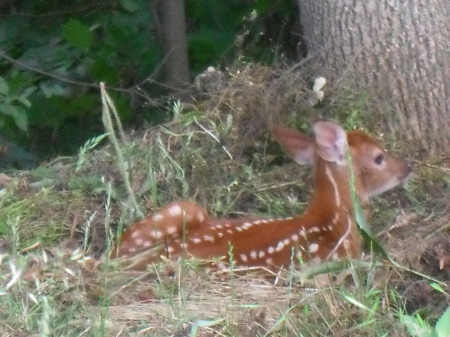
[
  {"xmin": 400, "ymin": 306, "xmax": 450, "ymax": 337},
  {"xmin": 0, "ymin": 76, "xmax": 31, "ymax": 133},
  {"xmin": 0, "ymin": 0, "xmax": 298, "ymax": 160},
  {"xmin": 0, "ymin": 1, "xmax": 149, "ymax": 157}
]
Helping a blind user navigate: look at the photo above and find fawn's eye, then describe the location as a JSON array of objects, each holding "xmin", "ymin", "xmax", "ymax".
[{"xmin": 374, "ymin": 153, "xmax": 384, "ymax": 165}]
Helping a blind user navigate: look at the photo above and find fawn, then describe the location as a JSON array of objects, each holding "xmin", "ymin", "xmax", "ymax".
[{"xmin": 110, "ymin": 121, "xmax": 412, "ymax": 269}]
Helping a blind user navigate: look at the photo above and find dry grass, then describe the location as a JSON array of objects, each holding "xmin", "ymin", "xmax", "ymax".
[{"xmin": 0, "ymin": 62, "xmax": 449, "ymax": 336}]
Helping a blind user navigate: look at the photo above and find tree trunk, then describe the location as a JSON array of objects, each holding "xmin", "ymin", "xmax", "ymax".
[
  {"xmin": 297, "ymin": 0, "xmax": 450, "ymax": 155},
  {"xmin": 153, "ymin": 0, "xmax": 190, "ymax": 91}
]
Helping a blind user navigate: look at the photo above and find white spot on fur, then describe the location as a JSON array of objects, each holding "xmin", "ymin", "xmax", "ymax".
[
  {"xmin": 240, "ymin": 254, "xmax": 248, "ymax": 262},
  {"xmin": 135, "ymin": 238, "xmax": 143, "ymax": 246},
  {"xmin": 236, "ymin": 227, "xmax": 243, "ymax": 232},
  {"xmin": 283, "ymin": 238, "xmax": 290, "ymax": 246},
  {"xmin": 268, "ymin": 246, "xmax": 275, "ymax": 254},
  {"xmin": 128, "ymin": 247, "xmax": 137, "ymax": 253},
  {"xmin": 258, "ymin": 251, "xmax": 265, "ymax": 258},
  {"xmin": 166, "ymin": 226, "xmax": 177, "ymax": 235},
  {"xmin": 151, "ymin": 230, "xmax": 163, "ymax": 239},
  {"xmin": 227, "ymin": 230, "xmax": 233, "ymax": 234},
  {"xmin": 143, "ymin": 241, "xmax": 152, "ymax": 248},
  {"xmin": 253, "ymin": 220, "xmax": 263, "ymax": 225},
  {"xmin": 309, "ymin": 243, "xmax": 319, "ymax": 253},
  {"xmin": 308, "ymin": 227, "xmax": 320, "ymax": 233},
  {"xmin": 242, "ymin": 222, "xmax": 252, "ymax": 230},
  {"xmin": 216, "ymin": 224, "xmax": 223, "ymax": 229},
  {"xmin": 217, "ymin": 232, "xmax": 224, "ymax": 238},
  {"xmin": 250, "ymin": 250, "xmax": 257, "ymax": 259},
  {"xmin": 265, "ymin": 258, "xmax": 273, "ymax": 265},
  {"xmin": 299, "ymin": 229, "xmax": 306, "ymax": 237},
  {"xmin": 203, "ymin": 235, "xmax": 215, "ymax": 242},
  {"xmin": 328, "ymin": 225, "xmax": 333, "ymax": 231},
  {"xmin": 332, "ymin": 213, "xmax": 339, "ymax": 225},
  {"xmin": 131, "ymin": 230, "xmax": 140, "ymax": 239},
  {"xmin": 167, "ymin": 246, "xmax": 174, "ymax": 253},
  {"xmin": 152, "ymin": 213, "xmax": 163, "ymax": 222},
  {"xmin": 197, "ymin": 212, "xmax": 205, "ymax": 222},
  {"xmin": 190, "ymin": 237, "xmax": 202, "ymax": 244},
  {"xmin": 168, "ymin": 205, "xmax": 182, "ymax": 217},
  {"xmin": 291, "ymin": 234, "xmax": 299, "ymax": 242},
  {"xmin": 275, "ymin": 241, "xmax": 285, "ymax": 252}
]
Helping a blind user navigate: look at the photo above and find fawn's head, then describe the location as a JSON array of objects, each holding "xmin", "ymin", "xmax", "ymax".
[
  {"xmin": 347, "ymin": 131, "xmax": 412, "ymax": 200},
  {"xmin": 272, "ymin": 121, "xmax": 412, "ymax": 204}
]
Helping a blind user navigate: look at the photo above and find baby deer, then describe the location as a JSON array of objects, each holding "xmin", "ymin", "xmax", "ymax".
[{"xmin": 111, "ymin": 121, "xmax": 412, "ymax": 269}]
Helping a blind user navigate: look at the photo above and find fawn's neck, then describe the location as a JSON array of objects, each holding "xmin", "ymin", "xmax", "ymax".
[{"xmin": 306, "ymin": 158, "xmax": 362, "ymax": 222}]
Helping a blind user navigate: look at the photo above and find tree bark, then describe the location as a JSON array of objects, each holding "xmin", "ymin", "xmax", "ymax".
[
  {"xmin": 297, "ymin": 0, "xmax": 450, "ymax": 155},
  {"xmin": 153, "ymin": 0, "xmax": 190, "ymax": 91}
]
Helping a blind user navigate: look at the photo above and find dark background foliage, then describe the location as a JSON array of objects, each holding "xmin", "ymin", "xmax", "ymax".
[{"xmin": 0, "ymin": 0, "xmax": 299, "ymax": 167}]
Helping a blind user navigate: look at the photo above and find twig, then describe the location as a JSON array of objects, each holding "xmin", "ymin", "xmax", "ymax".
[
  {"xmin": 194, "ymin": 119, "xmax": 233, "ymax": 160},
  {"xmin": 0, "ymin": 49, "xmax": 164, "ymax": 106}
]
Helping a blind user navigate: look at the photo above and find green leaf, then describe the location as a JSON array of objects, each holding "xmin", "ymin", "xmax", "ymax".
[
  {"xmin": 354, "ymin": 197, "xmax": 371, "ymax": 235},
  {"xmin": 6, "ymin": 71, "xmax": 36, "ymax": 96},
  {"xmin": 430, "ymin": 283, "xmax": 446, "ymax": 294},
  {"xmin": 0, "ymin": 102, "xmax": 17, "ymax": 116},
  {"xmin": 254, "ymin": 0, "xmax": 272, "ymax": 13},
  {"xmin": 21, "ymin": 86, "xmax": 37, "ymax": 100},
  {"xmin": 179, "ymin": 110, "xmax": 204, "ymax": 127},
  {"xmin": 120, "ymin": 0, "xmax": 139, "ymax": 13},
  {"xmin": 358, "ymin": 218, "xmax": 390, "ymax": 261},
  {"xmin": 190, "ymin": 319, "xmax": 225, "ymax": 337},
  {"xmin": 16, "ymin": 95, "xmax": 32, "ymax": 108},
  {"xmin": 400, "ymin": 313, "xmax": 433, "ymax": 337},
  {"xmin": 62, "ymin": 19, "xmax": 93, "ymax": 51},
  {"xmin": 39, "ymin": 82, "xmax": 67, "ymax": 98},
  {"xmin": 0, "ymin": 103, "xmax": 28, "ymax": 132},
  {"xmin": 0, "ymin": 220, "xmax": 7, "ymax": 235},
  {"xmin": 0, "ymin": 76, "xmax": 9, "ymax": 96},
  {"xmin": 90, "ymin": 58, "xmax": 120, "ymax": 84},
  {"xmin": 342, "ymin": 294, "xmax": 370, "ymax": 311},
  {"xmin": 436, "ymin": 306, "xmax": 450, "ymax": 337},
  {"xmin": 12, "ymin": 106, "xmax": 28, "ymax": 132},
  {"xmin": 299, "ymin": 260, "xmax": 376, "ymax": 282},
  {"xmin": 347, "ymin": 151, "xmax": 390, "ymax": 260}
]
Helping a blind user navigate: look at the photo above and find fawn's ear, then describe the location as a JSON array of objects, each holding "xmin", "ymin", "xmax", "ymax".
[
  {"xmin": 312, "ymin": 121, "xmax": 348, "ymax": 164},
  {"xmin": 271, "ymin": 125, "xmax": 315, "ymax": 165}
]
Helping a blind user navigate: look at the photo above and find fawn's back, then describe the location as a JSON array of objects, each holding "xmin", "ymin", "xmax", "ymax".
[{"xmin": 111, "ymin": 121, "xmax": 412, "ymax": 269}]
